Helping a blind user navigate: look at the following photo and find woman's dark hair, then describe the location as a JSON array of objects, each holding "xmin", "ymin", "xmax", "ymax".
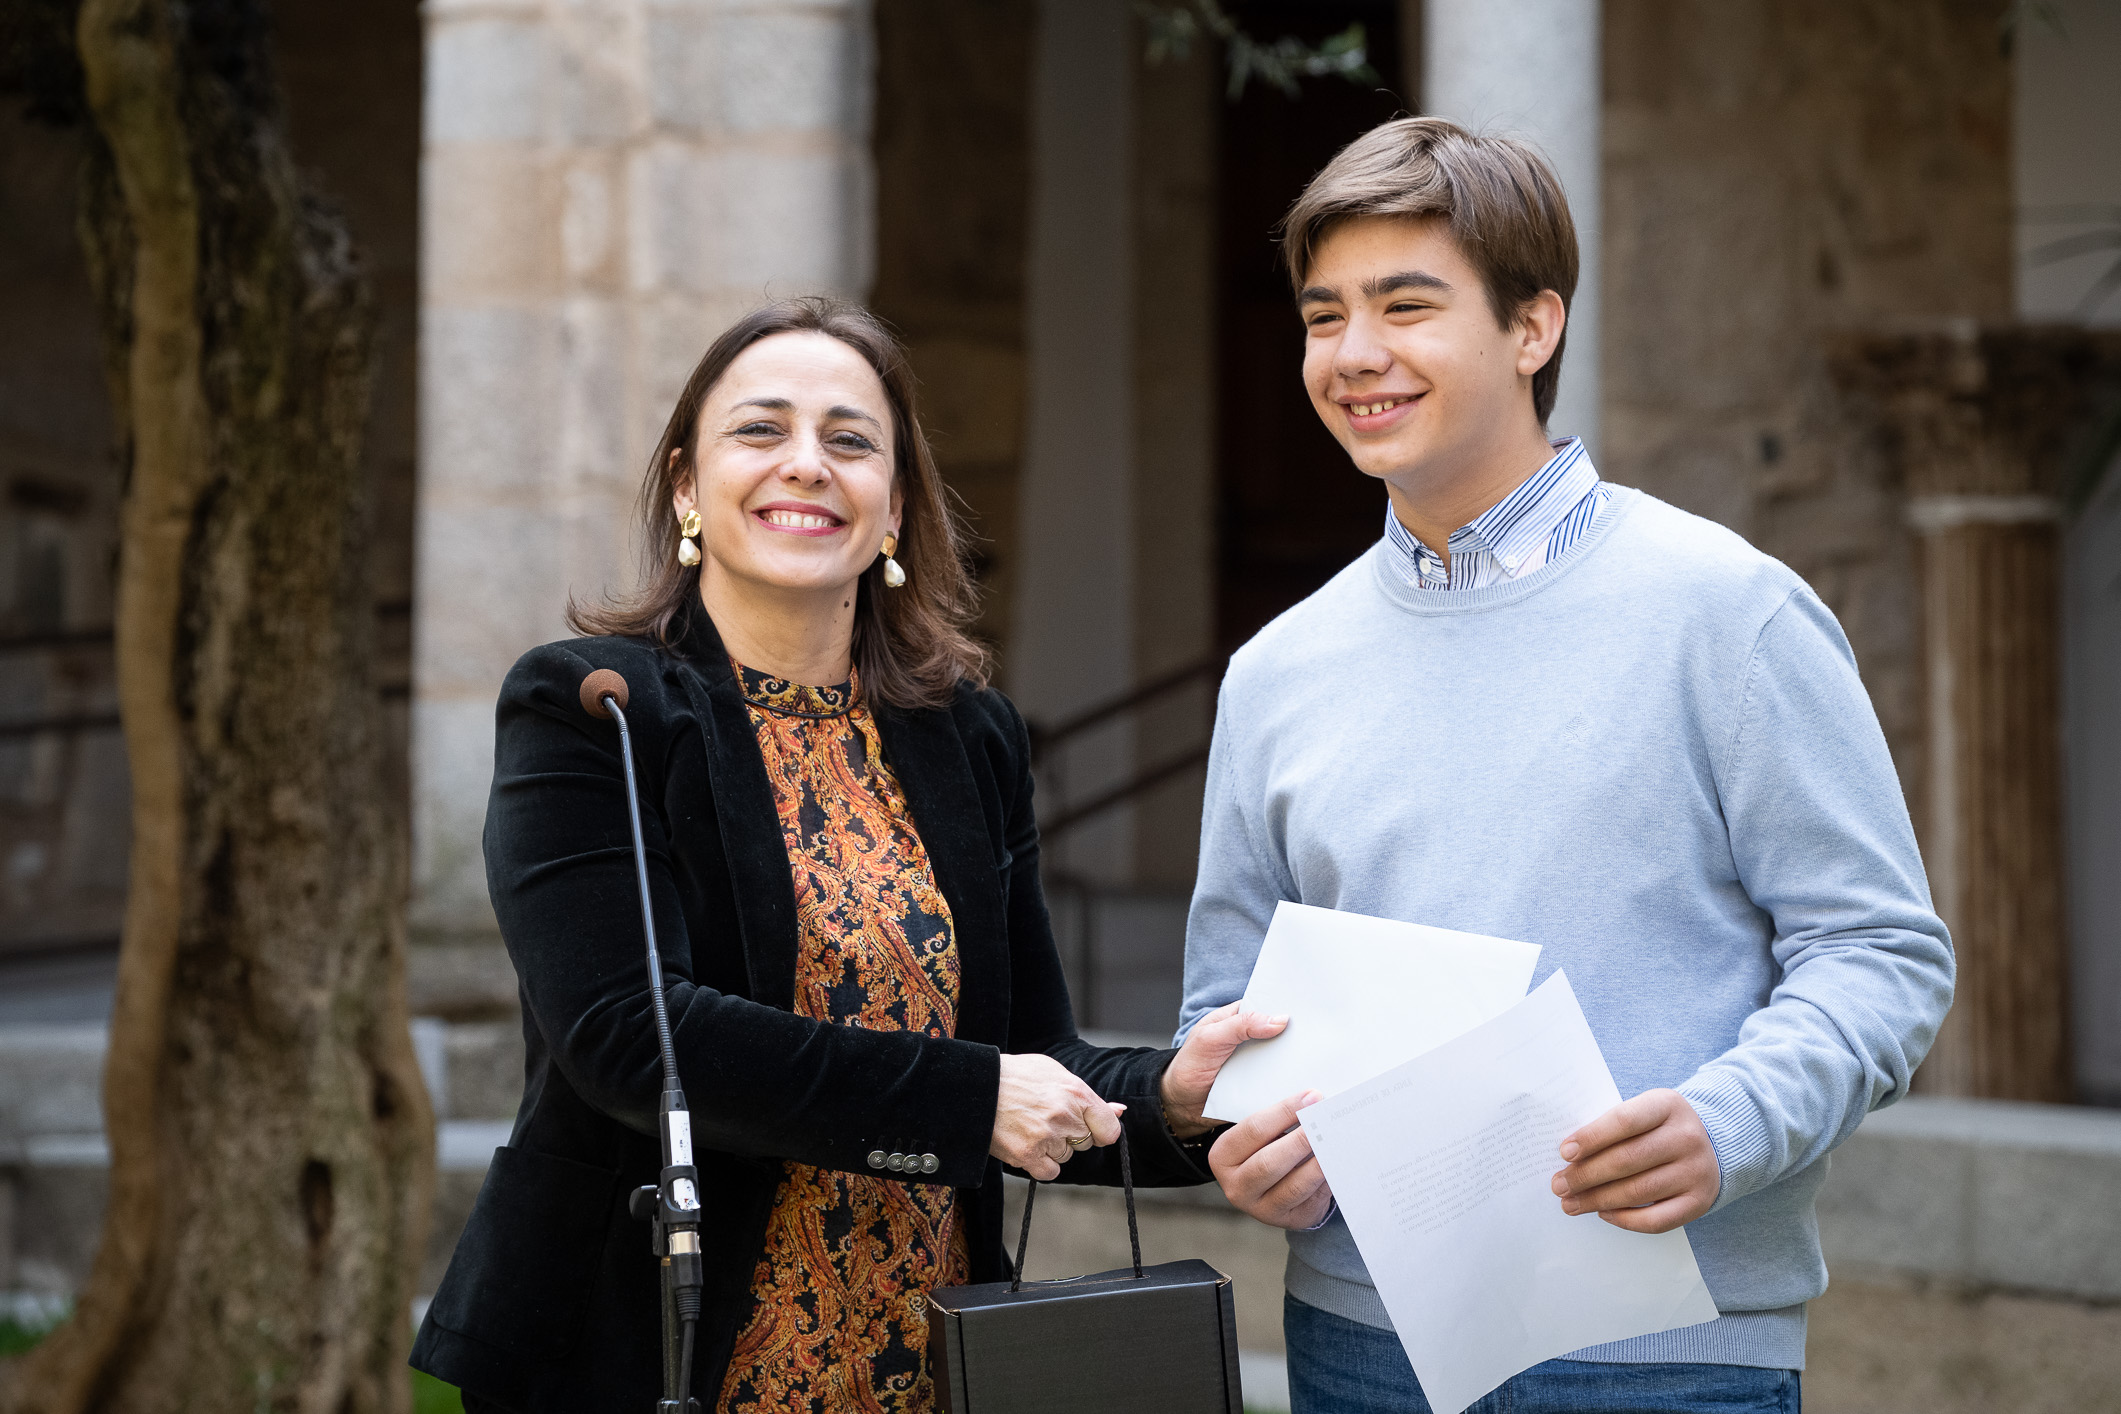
[{"xmin": 569, "ymin": 296, "xmax": 990, "ymax": 709}]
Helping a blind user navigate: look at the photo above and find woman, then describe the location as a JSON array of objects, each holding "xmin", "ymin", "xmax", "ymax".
[{"xmin": 411, "ymin": 297, "xmax": 1278, "ymax": 1413}]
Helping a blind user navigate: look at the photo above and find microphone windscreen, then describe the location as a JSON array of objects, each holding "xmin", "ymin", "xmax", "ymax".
[{"xmin": 579, "ymin": 668, "xmax": 630, "ymax": 720}]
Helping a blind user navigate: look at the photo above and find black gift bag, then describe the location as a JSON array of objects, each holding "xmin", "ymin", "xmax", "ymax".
[{"xmin": 925, "ymin": 1133, "xmax": 1244, "ymax": 1414}]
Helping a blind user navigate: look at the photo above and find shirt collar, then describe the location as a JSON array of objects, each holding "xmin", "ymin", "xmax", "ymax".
[{"xmin": 1384, "ymin": 437, "xmax": 1598, "ymax": 580}]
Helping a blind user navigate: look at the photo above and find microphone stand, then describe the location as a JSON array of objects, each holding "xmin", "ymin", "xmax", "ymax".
[{"xmin": 581, "ymin": 667, "xmax": 703, "ymax": 1413}]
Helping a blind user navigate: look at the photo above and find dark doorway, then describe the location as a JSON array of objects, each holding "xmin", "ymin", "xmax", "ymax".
[{"xmin": 1214, "ymin": 0, "xmax": 1409, "ymax": 651}]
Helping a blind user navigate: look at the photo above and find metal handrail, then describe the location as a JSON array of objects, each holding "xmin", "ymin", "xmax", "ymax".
[
  {"xmin": 0, "ymin": 712, "xmax": 123, "ymax": 742},
  {"xmin": 1026, "ymin": 654, "xmax": 1226, "ymax": 762},
  {"xmin": 1028, "ymin": 653, "xmax": 1226, "ymax": 839},
  {"xmin": 0, "ymin": 602, "xmax": 414, "ymax": 738},
  {"xmin": 1040, "ymin": 744, "xmax": 1214, "ymax": 837},
  {"xmin": 0, "ymin": 599, "xmax": 413, "ymax": 656}
]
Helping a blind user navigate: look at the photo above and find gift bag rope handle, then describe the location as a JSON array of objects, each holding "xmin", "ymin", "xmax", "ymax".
[{"xmin": 1010, "ymin": 1127, "xmax": 1144, "ymax": 1292}]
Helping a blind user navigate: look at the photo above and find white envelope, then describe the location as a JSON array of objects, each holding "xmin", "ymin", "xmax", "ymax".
[{"xmin": 1200, "ymin": 900, "xmax": 1541, "ymax": 1124}]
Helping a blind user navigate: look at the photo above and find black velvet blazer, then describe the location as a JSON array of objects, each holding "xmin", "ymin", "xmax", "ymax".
[{"xmin": 409, "ymin": 608, "xmax": 1210, "ymax": 1412}]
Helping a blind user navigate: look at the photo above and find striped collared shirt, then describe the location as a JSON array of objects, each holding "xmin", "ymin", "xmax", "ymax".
[{"xmin": 1384, "ymin": 437, "xmax": 1608, "ymax": 591}]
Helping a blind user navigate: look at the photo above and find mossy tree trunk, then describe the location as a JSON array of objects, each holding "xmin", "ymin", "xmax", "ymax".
[{"xmin": 1, "ymin": 0, "xmax": 434, "ymax": 1410}]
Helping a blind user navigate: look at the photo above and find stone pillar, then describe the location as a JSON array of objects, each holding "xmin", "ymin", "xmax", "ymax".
[
  {"xmin": 1422, "ymin": 0, "xmax": 1600, "ymax": 455},
  {"xmin": 1129, "ymin": 33, "xmax": 1217, "ymax": 891},
  {"xmin": 1010, "ymin": 0, "xmax": 1136, "ymax": 884},
  {"xmin": 2015, "ymin": 0, "xmax": 2121, "ymax": 1106},
  {"xmin": 1834, "ymin": 327, "xmax": 2121, "ymax": 1102},
  {"xmin": 414, "ymin": 0, "xmax": 874, "ymax": 946}
]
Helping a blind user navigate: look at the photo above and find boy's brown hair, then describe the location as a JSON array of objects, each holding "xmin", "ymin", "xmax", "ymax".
[{"xmin": 1279, "ymin": 116, "xmax": 1579, "ymax": 425}]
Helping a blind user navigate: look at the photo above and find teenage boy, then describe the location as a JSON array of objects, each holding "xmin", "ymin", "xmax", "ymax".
[{"xmin": 1162, "ymin": 118, "xmax": 1954, "ymax": 1413}]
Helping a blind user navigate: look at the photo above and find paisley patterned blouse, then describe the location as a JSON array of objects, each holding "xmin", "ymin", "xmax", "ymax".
[{"xmin": 718, "ymin": 664, "xmax": 971, "ymax": 1414}]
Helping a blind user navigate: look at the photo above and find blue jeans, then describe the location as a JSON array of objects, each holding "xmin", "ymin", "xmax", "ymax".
[{"xmin": 1285, "ymin": 1294, "xmax": 1800, "ymax": 1414}]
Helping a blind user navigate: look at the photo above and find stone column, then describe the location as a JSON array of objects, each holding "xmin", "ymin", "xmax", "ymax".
[
  {"xmin": 2015, "ymin": 0, "xmax": 2121, "ymax": 1106},
  {"xmin": 1421, "ymin": 0, "xmax": 1601, "ymax": 455},
  {"xmin": 1834, "ymin": 327, "xmax": 2121, "ymax": 1102},
  {"xmin": 414, "ymin": 0, "xmax": 874, "ymax": 950},
  {"xmin": 1010, "ymin": 0, "xmax": 1136, "ymax": 885}
]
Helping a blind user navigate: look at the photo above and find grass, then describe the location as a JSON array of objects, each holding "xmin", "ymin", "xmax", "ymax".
[
  {"xmin": 1, "ymin": 1316, "xmax": 61, "ymax": 1359},
  {"xmin": 412, "ymin": 1369, "xmax": 466, "ymax": 1413}
]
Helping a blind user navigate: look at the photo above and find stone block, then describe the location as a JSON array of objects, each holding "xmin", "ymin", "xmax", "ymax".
[
  {"xmin": 558, "ymin": 157, "xmax": 624, "ymax": 286},
  {"xmin": 634, "ymin": 294, "xmax": 761, "ymax": 416},
  {"xmin": 6, "ymin": 1161, "xmax": 105, "ymax": 1296},
  {"xmin": 1971, "ymin": 1134, "xmax": 2121, "ymax": 1298},
  {"xmin": 714, "ymin": 9, "xmax": 861, "ymax": 137},
  {"xmin": 426, "ymin": 16, "xmax": 549, "ymax": 145},
  {"xmin": 555, "ymin": 296, "xmax": 633, "ymax": 493},
  {"xmin": 643, "ymin": 7, "xmax": 719, "ymax": 133},
  {"xmin": 1815, "ymin": 1133, "xmax": 1973, "ymax": 1276},
  {"xmin": 423, "ymin": 1164, "xmax": 491, "ymax": 1295},
  {"xmin": 410, "ymin": 698, "xmax": 503, "ymax": 936},
  {"xmin": 1817, "ymin": 1096, "xmax": 2121, "ymax": 1300},
  {"xmin": 443, "ymin": 1021, "xmax": 528, "ymax": 1121},
  {"xmin": 624, "ymin": 141, "xmax": 710, "ymax": 296},
  {"xmin": 0, "ymin": 1025, "xmax": 105, "ymax": 1144},
  {"xmin": 548, "ymin": 5, "xmax": 640, "ymax": 144},
  {"xmin": 627, "ymin": 143, "xmax": 856, "ymax": 297},
  {"xmin": 425, "ymin": 0, "xmax": 541, "ymax": 16},
  {"xmin": 411, "ymin": 502, "xmax": 572, "ymax": 692},
  {"xmin": 420, "ymin": 305, "xmax": 561, "ymax": 499},
  {"xmin": 422, "ymin": 144, "xmax": 558, "ymax": 303},
  {"xmin": 408, "ymin": 941, "xmax": 522, "ymax": 1020}
]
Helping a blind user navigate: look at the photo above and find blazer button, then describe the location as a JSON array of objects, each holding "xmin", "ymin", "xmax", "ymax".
[
  {"xmin": 888, "ymin": 1153, "xmax": 905, "ymax": 1171},
  {"xmin": 867, "ymin": 1150, "xmax": 887, "ymax": 1170},
  {"xmin": 920, "ymin": 1154, "xmax": 939, "ymax": 1174}
]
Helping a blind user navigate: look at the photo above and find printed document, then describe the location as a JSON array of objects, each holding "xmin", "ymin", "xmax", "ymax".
[
  {"xmin": 1201, "ymin": 901, "xmax": 1540, "ymax": 1124},
  {"xmin": 1299, "ymin": 972, "xmax": 1719, "ymax": 1414}
]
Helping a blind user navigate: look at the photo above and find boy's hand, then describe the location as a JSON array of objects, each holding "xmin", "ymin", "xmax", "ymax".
[
  {"xmin": 1208, "ymin": 1090, "xmax": 1334, "ymax": 1230},
  {"xmin": 1552, "ymin": 1088, "xmax": 1719, "ymax": 1233},
  {"xmin": 1159, "ymin": 1001, "xmax": 1291, "ymax": 1139}
]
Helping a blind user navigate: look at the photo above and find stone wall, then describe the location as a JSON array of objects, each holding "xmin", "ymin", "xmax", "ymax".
[
  {"xmin": 1602, "ymin": 0, "xmax": 2013, "ymax": 803},
  {"xmin": 413, "ymin": 0, "xmax": 877, "ymax": 941}
]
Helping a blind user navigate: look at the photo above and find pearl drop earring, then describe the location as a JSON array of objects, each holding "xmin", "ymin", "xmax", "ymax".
[
  {"xmin": 676, "ymin": 509, "xmax": 702, "ymax": 567},
  {"xmin": 880, "ymin": 534, "xmax": 906, "ymax": 588}
]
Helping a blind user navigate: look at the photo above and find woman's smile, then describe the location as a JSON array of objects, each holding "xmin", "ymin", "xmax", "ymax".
[{"xmin": 753, "ymin": 501, "xmax": 846, "ymax": 536}]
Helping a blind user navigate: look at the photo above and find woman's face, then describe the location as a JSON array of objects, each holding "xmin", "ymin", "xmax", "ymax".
[{"xmin": 677, "ymin": 330, "xmax": 900, "ymax": 602}]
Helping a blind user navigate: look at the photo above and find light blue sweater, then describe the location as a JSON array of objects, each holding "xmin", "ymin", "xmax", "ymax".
[{"xmin": 1176, "ymin": 488, "xmax": 1954, "ymax": 1370}]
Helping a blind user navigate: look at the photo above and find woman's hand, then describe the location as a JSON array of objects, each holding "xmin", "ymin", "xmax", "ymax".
[
  {"xmin": 992, "ymin": 1053, "xmax": 1127, "ymax": 1180},
  {"xmin": 1158, "ymin": 1002, "xmax": 1290, "ymax": 1139}
]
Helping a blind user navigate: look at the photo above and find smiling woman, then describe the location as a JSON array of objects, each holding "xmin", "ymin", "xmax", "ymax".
[
  {"xmin": 569, "ymin": 297, "xmax": 987, "ymax": 708},
  {"xmin": 410, "ymin": 296, "xmax": 1286, "ymax": 1414}
]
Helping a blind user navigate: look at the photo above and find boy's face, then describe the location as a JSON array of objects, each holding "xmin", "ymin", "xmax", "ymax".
[{"xmin": 1298, "ymin": 215, "xmax": 1557, "ymax": 489}]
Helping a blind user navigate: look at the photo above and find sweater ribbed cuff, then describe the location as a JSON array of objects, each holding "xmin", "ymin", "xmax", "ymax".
[{"xmin": 1680, "ymin": 1069, "xmax": 1775, "ymax": 1212}]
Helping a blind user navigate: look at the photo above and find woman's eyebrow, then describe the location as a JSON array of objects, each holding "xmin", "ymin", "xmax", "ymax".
[
  {"xmin": 825, "ymin": 404, "xmax": 884, "ymax": 433},
  {"xmin": 730, "ymin": 396, "xmax": 881, "ymax": 434}
]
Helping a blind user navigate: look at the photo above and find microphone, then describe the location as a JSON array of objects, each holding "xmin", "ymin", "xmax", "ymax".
[
  {"xmin": 579, "ymin": 667, "xmax": 629, "ymax": 719},
  {"xmin": 569, "ymin": 658, "xmax": 703, "ymax": 1413}
]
